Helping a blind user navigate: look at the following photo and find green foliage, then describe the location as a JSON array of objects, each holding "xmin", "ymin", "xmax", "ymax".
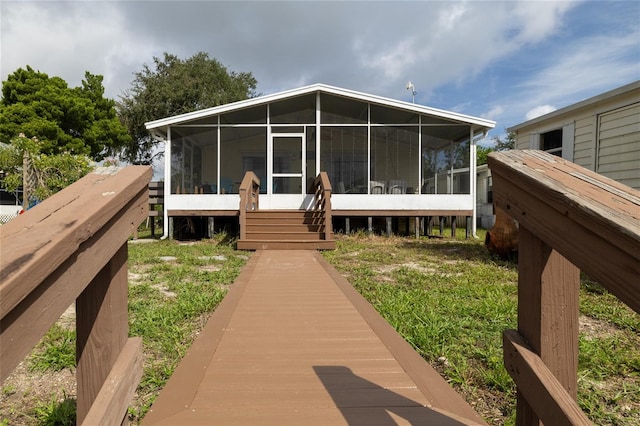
[
  {"xmin": 29, "ymin": 324, "xmax": 76, "ymax": 372},
  {"xmin": 117, "ymin": 52, "xmax": 258, "ymax": 164},
  {"xmin": 32, "ymin": 393, "xmax": 75, "ymax": 426},
  {"xmin": 0, "ymin": 134, "xmax": 93, "ymax": 204},
  {"xmin": 0, "ymin": 66, "xmax": 130, "ymax": 160},
  {"xmin": 477, "ymin": 130, "xmax": 515, "ymax": 165},
  {"xmin": 477, "ymin": 145, "xmax": 494, "ymax": 165},
  {"xmin": 492, "ymin": 130, "xmax": 516, "ymax": 151}
]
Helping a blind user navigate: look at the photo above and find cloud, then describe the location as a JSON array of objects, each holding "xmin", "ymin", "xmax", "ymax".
[
  {"xmin": 482, "ymin": 106, "xmax": 505, "ymax": 121},
  {"xmin": 508, "ymin": 1, "xmax": 577, "ymax": 44},
  {"xmin": 1, "ymin": 0, "xmax": 636, "ymax": 137},
  {"xmin": 1, "ymin": 1, "xmax": 159, "ymax": 97},
  {"xmin": 526, "ymin": 105, "xmax": 557, "ymax": 121}
]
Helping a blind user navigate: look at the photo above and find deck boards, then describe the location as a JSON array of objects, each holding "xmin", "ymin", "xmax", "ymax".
[{"xmin": 142, "ymin": 250, "xmax": 486, "ymax": 425}]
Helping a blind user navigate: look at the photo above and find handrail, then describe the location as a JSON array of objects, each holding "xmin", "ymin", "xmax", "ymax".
[
  {"xmin": 488, "ymin": 150, "xmax": 639, "ymax": 426},
  {"xmin": 0, "ymin": 165, "xmax": 151, "ymax": 425},
  {"xmin": 238, "ymin": 171, "xmax": 260, "ymax": 241},
  {"xmin": 311, "ymin": 172, "xmax": 333, "ymax": 241}
]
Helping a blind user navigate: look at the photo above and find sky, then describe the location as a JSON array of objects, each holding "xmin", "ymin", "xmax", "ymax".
[{"xmin": 1, "ymin": 0, "xmax": 639, "ymax": 145}]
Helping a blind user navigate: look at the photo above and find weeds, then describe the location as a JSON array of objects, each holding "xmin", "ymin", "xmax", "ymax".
[
  {"xmin": 32, "ymin": 394, "xmax": 75, "ymax": 426},
  {"xmin": 28, "ymin": 325, "xmax": 75, "ymax": 373}
]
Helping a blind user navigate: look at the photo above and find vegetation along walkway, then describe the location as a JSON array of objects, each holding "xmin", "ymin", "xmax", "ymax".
[{"xmin": 142, "ymin": 250, "xmax": 487, "ymax": 425}]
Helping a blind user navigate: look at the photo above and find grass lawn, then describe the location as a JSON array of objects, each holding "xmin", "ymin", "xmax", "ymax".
[
  {"xmin": 1, "ymin": 230, "xmax": 637, "ymax": 425},
  {"xmin": 323, "ymin": 230, "xmax": 640, "ymax": 425}
]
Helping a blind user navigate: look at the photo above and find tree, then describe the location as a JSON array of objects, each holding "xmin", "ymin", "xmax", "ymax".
[
  {"xmin": 117, "ymin": 52, "xmax": 258, "ymax": 164},
  {"xmin": 0, "ymin": 134, "xmax": 93, "ymax": 208},
  {"xmin": 477, "ymin": 130, "xmax": 516, "ymax": 165},
  {"xmin": 477, "ymin": 145, "xmax": 493, "ymax": 166},
  {"xmin": 0, "ymin": 66, "xmax": 130, "ymax": 160},
  {"xmin": 492, "ymin": 130, "xmax": 516, "ymax": 151}
]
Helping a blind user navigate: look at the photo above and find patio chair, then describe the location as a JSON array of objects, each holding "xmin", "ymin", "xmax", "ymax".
[
  {"xmin": 388, "ymin": 180, "xmax": 406, "ymax": 194},
  {"xmin": 369, "ymin": 181, "xmax": 385, "ymax": 194}
]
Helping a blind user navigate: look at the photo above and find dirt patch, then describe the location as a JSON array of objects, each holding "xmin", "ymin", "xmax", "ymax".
[
  {"xmin": 151, "ymin": 282, "xmax": 176, "ymax": 298},
  {"xmin": 199, "ymin": 265, "xmax": 221, "ymax": 272},
  {"xmin": 0, "ymin": 359, "xmax": 76, "ymax": 425},
  {"xmin": 580, "ymin": 314, "xmax": 621, "ymax": 340}
]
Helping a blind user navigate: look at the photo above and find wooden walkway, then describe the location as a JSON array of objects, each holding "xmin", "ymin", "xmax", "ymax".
[{"xmin": 142, "ymin": 250, "xmax": 486, "ymax": 425}]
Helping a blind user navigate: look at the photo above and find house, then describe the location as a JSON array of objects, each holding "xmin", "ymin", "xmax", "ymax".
[
  {"xmin": 145, "ymin": 84, "xmax": 495, "ymax": 246},
  {"xmin": 508, "ymin": 80, "xmax": 640, "ymax": 190},
  {"xmin": 475, "ymin": 163, "xmax": 494, "ymax": 229}
]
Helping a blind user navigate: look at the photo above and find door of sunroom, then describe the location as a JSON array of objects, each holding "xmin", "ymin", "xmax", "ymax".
[{"xmin": 270, "ymin": 133, "xmax": 305, "ymax": 209}]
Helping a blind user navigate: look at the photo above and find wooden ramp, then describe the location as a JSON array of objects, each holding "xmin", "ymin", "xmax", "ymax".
[{"xmin": 142, "ymin": 251, "xmax": 486, "ymax": 425}]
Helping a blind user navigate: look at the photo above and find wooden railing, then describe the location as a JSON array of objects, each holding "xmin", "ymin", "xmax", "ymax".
[
  {"xmin": 311, "ymin": 172, "xmax": 333, "ymax": 241},
  {"xmin": 488, "ymin": 150, "xmax": 639, "ymax": 425},
  {"xmin": 0, "ymin": 166, "xmax": 151, "ymax": 425},
  {"xmin": 238, "ymin": 171, "xmax": 260, "ymax": 241}
]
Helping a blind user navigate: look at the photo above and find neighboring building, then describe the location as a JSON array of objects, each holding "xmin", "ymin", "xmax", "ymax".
[
  {"xmin": 508, "ymin": 81, "xmax": 640, "ymax": 190},
  {"xmin": 146, "ymin": 84, "xmax": 495, "ymax": 239},
  {"xmin": 475, "ymin": 163, "xmax": 494, "ymax": 229}
]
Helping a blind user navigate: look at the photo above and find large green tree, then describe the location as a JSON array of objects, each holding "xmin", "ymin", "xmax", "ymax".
[
  {"xmin": 117, "ymin": 52, "xmax": 258, "ymax": 164},
  {"xmin": 0, "ymin": 66, "xmax": 130, "ymax": 160}
]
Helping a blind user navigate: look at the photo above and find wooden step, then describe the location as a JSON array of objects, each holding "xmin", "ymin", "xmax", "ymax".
[
  {"xmin": 240, "ymin": 209, "xmax": 334, "ymax": 250},
  {"xmin": 245, "ymin": 231, "xmax": 323, "ymax": 241},
  {"xmin": 237, "ymin": 240, "xmax": 336, "ymax": 250},
  {"xmin": 246, "ymin": 224, "xmax": 324, "ymax": 233}
]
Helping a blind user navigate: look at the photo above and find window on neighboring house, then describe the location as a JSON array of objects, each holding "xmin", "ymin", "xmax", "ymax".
[{"xmin": 541, "ymin": 129, "xmax": 563, "ymax": 157}]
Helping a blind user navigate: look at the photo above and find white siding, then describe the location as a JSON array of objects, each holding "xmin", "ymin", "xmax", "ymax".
[{"xmin": 597, "ymin": 102, "xmax": 640, "ymax": 189}]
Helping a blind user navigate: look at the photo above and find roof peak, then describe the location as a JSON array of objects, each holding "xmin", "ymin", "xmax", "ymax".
[{"xmin": 146, "ymin": 83, "xmax": 495, "ymax": 131}]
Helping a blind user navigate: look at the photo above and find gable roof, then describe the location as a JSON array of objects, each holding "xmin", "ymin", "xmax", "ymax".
[{"xmin": 145, "ymin": 83, "xmax": 495, "ymax": 134}]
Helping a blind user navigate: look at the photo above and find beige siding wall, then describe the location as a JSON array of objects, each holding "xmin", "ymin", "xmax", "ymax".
[
  {"xmin": 573, "ymin": 116, "xmax": 594, "ymax": 169},
  {"xmin": 510, "ymin": 84, "xmax": 639, "ymax": 189},
  {"xmin": 514, "ymin": 133, "xmax": 529, "ymax": 150},
  {"xmin": 597, "ymin": 102, "xmax": 640, "ymax": 189}
]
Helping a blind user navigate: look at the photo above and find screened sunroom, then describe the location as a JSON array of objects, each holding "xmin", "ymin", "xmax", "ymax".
[{"xmin": 146, "ymin": 84, "xmax": 495, "ymax": 238}]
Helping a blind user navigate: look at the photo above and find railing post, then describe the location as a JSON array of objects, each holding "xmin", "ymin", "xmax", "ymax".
[
  {"xmin": 323, "ymin": 184, "xmax": 332, "ymax": 241},
  {"xmin": 239, "ymin": 185, "xmax": 248, "ymax": 241},
  {"xmin": 76, "ymin": 242, "xmax": 129, "ymax": 424},
  {"xmin": 515, "ymin": 226, "xmax": 580, "ymax": 425},
  {"xmin": 238, "ymin": 172, "xmax": 260, "ymax": 242}
]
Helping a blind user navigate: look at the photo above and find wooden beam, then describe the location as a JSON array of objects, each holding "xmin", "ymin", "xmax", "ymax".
[
  {"xmin": 0, "ymin": 166, "xmax": 151, "ymax": 316},
  {"xmin": 81, "ymin": 337, "xmax": 144, "ymax": 426},
  {"xmin": 0, "ymin": 187, "xmax": 148, "ymax": 382},
  {"xmin": 489, "ymin": 150, "xmax": 639, "ymax": 313},
  {"xmin": 503, "ymin": 330, "xmax": 591, "ymax": 426},
  {"xmin": 451, "ymin": 216, "xmax": 456, "ymax": 237},
  {"xmin": 76, "ymin": 243, "xmax": 129, "ymax": 423},
  {"xmin": 515, "ymin": 227, "xmax": 579, "ymax": 424}
]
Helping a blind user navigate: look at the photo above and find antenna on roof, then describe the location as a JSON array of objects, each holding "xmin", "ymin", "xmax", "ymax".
[{"xmin": 406, "ymin": 81, "xmax": 416, "ymax": 103}]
